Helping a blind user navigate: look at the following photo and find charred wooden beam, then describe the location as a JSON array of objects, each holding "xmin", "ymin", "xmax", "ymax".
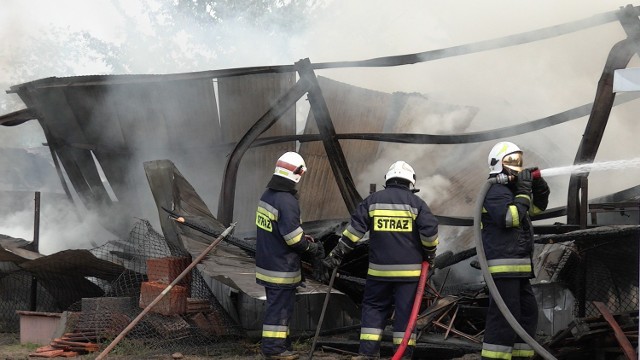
[
  {"xmin": 0, "ymin": 108, "xmax": 36, "ymax": 126},
  {"xmin": 297, "ymin": 58, "xmax": 362, "ymax": 214},
  {"xmin": 593, "ymin": 301, "xmax": 638, "ymax": 360},
  {"xmin": 7, "ymin": 7, "xmax": 623, "ymax": 92},
  {"xmin": 217, "ymin": 76, "xmax": 312, "ymax": 226},
  {"xmin": 567, "ymin": 33, "xmax": 636, "ymax": 224},
  {"xmin": 249, "ymin": 93, "xmax": 639, "ymax": 148}
]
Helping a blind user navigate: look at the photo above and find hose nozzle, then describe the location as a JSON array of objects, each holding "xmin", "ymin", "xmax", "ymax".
[
  {"xmin": 490, "ymin": 168, "xmax": 542, "ymax": 184},
  {"xmin": 531, "ymin": 169, "xmax": 541, "ymax": 179}
]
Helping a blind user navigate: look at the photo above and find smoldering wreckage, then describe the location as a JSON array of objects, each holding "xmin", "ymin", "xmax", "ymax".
[{"xmin": 1, "ymin": 5, "xmax": 639, "ymax": 360}]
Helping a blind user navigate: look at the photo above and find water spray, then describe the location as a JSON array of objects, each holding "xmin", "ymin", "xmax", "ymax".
[{"xmin": 494, "ymin": 157, "xmax": 640, "ymax": 184}]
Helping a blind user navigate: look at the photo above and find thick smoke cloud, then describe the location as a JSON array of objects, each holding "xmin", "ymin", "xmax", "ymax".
[
  {"xmin": 1, "ymin": 0, "xmax": 638, "ymax": 254},
  {"xmin": 302, "ymin": 1, "xmax": 640, "ymax": 209}
]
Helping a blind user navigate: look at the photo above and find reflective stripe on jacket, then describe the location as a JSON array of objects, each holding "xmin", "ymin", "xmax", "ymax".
[
  {"xmin": 340, "ymin": 183, "xmax": 439, "ymax": 282},
  {"xmin": 481, "ymin": 182, "xmax": 535, "ymax": 279},
  {"xmin": 255, "ymin": 188, "xmax": 311, "ymax": 288}
]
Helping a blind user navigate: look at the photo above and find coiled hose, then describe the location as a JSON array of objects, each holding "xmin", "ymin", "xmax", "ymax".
[{"xmin": 474, "ymin": 178, "xmax": 556, "ymax": 360}]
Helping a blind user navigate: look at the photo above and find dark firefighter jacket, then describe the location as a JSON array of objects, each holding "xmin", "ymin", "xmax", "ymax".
[
  {"xmin": 338, "ymin": 182, "xmax": 439, "ymax": 282},
  {"xmin": 255, "ymin": 176, "xmax": 313, "ymax": 289},
  {"xmin": 481, "ymin": 178, "xmax": 550, "ymax": 279}
]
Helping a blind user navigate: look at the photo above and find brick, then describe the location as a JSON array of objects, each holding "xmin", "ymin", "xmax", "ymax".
[
  {"xmin": 189, "ymin": 312, "xmax": 226, "ymax": 337},
  {"xmin": 146, "ymin": 257, "xmax": 191, "ymax": 292},
  {"xmin": 139, "ymin": 281, "xmax": 187, "ymax": 316}
]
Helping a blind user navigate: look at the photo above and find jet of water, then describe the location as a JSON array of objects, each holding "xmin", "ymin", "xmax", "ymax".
[{"xmin": 539, "ymin": 157, "xmax": 640, "ymax": 178}]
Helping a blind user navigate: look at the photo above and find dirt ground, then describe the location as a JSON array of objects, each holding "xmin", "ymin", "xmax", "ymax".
[
  {"xmin": 0, "ymin": 332, "xmax": 482, "ymax": 359},
  {"xmin": 0, "ymin": 332, "xmax": 352, "ymax": 360}
]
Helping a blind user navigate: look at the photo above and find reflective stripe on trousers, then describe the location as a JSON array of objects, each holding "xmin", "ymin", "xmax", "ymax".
[
  {"xmin": 481, "ymin": 278, "xmax": 537, "ymax": 360},
  {"xmin": 359, "ymin": 279, "xmax": 418, "ymax": 357},
  {"xmin": 261, "ymin": 287, "xmax": 296, "ymax": 356}
]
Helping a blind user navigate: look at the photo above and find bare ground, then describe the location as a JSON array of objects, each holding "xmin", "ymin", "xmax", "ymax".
[
  {"xmin": 0, "ymin": 332, "xmax": 351, "ymax": 360},
  {"xmin": 0, "ymin": 333, "xmax": 482, "ymax": 359}
]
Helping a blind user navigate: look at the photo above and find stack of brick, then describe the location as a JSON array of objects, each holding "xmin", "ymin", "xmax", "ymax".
[{"xmin": 139, "ymin": 256, "xmax": 190, "ymax": 316}]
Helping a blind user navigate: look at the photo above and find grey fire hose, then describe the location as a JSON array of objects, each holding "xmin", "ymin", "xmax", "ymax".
[{"xmin": 474, "ymin": 177, "xmax": 556, "ymax": 360}]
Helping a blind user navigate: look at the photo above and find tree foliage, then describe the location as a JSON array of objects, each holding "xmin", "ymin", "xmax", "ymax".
[{"xmin": 2, "ymin": 0, "xmax": 325, "ymax": 113}]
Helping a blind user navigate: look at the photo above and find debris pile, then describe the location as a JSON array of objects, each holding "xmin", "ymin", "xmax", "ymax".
[
  {"xmin": 543, "ymin": 302, "xmax": 638, "ymax": 359},
  {"xmin": 29, "ymin": 331, "xmax": 100, "ymax": 357}
]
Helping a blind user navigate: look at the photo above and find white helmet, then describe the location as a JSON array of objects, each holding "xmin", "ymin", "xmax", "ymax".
[
  {"xmin": 385, "ymin": 161, "xmax": 416, "ymax": 185},
  {"xmin": 274, "ymin": 151, "xmax": 307, "ymax": 183},
  {"xmin": 488, "ymin": 141, "xmax": 523, "ymax": 174}
]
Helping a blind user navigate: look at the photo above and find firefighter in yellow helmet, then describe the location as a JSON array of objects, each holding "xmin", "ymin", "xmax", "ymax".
[
  {"xmin": 481, "ymin": 141, "xmax": 550, "ymax": 360},
  {"xmin": 323, "ymin": 161, "xmax": 439, "ymax": 360},
  {"xmin": 255, "ymin": 151, "xmax": 323, "ymax": 360}
]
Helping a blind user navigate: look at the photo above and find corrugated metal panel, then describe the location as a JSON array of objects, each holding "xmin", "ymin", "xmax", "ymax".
[
  {"xmin": 297, "ymin": 77, "xmax": 487, "ymax": 252},
  {"xmin": 15, "ymin": 77, "xmax": 223, "ymax": 237},
  {"xmin": 217, "ymin": 73, "xmax": 296, "ymax": 233},
  {"xmin": 28, "ymin": 87, "xmax": 112, "ymax": 207},
  {"xmin": 299, "ymin": 77, "xmax": 392, "ymax": 221},
  {"xmin": 144, "ymin": 158, "xmax": 359, "ymax": 335}
]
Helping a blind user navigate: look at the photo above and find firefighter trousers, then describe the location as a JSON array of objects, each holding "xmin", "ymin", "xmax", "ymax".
[
  {"xmin": 261, "ymin": 287, "xmax": 296, "ymax": 356},
  {"xmin": 481, "ymin": 277, "xmax": 538, "ymax": 360},
  {"xmin": 358, "ymin": 279, "xmax": 418, "ymax": 358}
]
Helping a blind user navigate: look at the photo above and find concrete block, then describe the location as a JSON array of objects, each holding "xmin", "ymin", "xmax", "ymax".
[{"xmin": 16, "ymin": 311, "xmax": 63, "ymax": 345}]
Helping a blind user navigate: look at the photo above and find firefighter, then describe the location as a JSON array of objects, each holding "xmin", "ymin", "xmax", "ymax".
[
  {"xmin": 322, "ymin": 160, "xmax": 439, "ymax": 360},
  {"xmin": 481, "ymin": 141, "xmax": 550, "ymax": 360},
  {"xmin": 255, "ymin": 151, "xmax": 323, "ymax": 360}
]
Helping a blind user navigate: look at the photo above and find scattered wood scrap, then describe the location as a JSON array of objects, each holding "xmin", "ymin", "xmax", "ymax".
[
  {"xmin": 543, "ymin": 305, "xmax": 638, "ymax": 359},
  {"xmin": 29, "ymin": 332, "xmax": 100, "ymax": 358}
]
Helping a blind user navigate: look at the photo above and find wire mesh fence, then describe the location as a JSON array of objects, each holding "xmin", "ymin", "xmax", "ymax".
[
  {"xmin": 1, "ymin": 218, "xmax": 637, "ymax": 356},
  {"xmin": 0, "ymin": 219, "xmax": 246, "ymax": 356},
  {"xmin": 556, "ymin": 230, "xmax": 639, "ymax": 318}
]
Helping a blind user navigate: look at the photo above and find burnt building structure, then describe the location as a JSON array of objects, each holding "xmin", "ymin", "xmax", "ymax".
[{"xmin": 0, "ymin": 4, "xmax": 639, "ymax": 359}]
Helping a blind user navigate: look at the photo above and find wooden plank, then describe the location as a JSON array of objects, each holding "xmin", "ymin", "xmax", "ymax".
[
  {"xmin": 593, "ymin": 301, "xmax": 638, "ymax": 360},
  {"xmin": 28, "ymin": 349, "xmax": 65, "ymax": 358}
]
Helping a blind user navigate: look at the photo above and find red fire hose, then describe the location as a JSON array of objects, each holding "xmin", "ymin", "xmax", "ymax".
[{"xmin": 392, "ymin": 261, "xmax": 430, "ymax": 360}]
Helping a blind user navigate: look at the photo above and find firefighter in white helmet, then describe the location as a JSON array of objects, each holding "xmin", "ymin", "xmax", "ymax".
[
  {"xmin": 255, "ymin": 151, "xmax": 323, "ymax": 360},
  {"xmin": 323, "ymin": 160, "xmax": 439, "ymax": 360},
  {"xmin": 481, "ymin": 141, "xmax": 550, "ymax": 360}
]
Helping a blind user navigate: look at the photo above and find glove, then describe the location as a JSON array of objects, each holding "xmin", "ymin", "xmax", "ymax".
[
  {"xmin": 310, "ymin": 244, "xmax": 327, "ymax": 282},
  {"xmin": 515, "ymin": 168, "xmax": 533, "ymax": 196},
  {"xmin": 322, "ymin": 240, "xmax": 351, "ymax": 270},
  {"xmin": 532, "ymin": 173, "xmax": 550, "ymax": 211},
  {"xmin": 316, "ymin": 266, "xmax": 331, "ymax": 283},
  {"xmin": 306, "ymin": 241, "xmax": 324, "ymax": 258},
  {"xmin": 322, "ymin": 252, "xmax": 343, "ymax": 270},
  {"xmin": 531, "ymin": 169, "xmax": 550, "ymax": 195},
  {"xmin": 423, "ymin": 248, "xmax": 436, "ymax": 265},
  {"xmin": 532, "ymin": 175, "xmax": 548, "ymax": 192}
]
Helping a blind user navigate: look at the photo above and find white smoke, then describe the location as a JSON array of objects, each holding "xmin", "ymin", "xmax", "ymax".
[
  {"xmin": 303, "ymin": 0, "xmax": 640, "ymax": 209},
  {"xmin": 1, "ymin": 0, "xmax": 639, "ymax": 254}
]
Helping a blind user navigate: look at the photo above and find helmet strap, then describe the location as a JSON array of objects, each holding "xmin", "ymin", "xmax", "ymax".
[
  {"xmin": 267, "ymin": 175, "xmax": 298, "ymax": 194},
  {"xmin": 385, "ymin": 178, "xmax": 411, "ymax": 188}
]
